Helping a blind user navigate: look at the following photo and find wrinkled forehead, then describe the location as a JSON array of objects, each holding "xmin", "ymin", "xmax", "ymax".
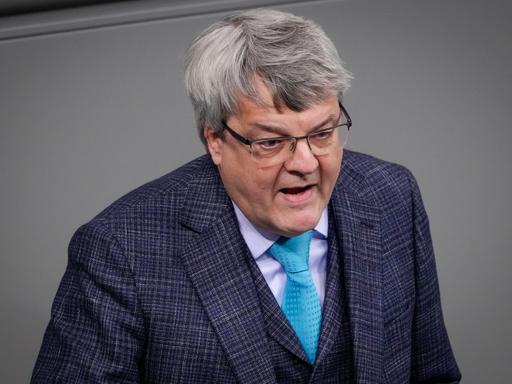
[{"xmin": 226, "ymin": 92, "xmax": 341, "ymax": 137}]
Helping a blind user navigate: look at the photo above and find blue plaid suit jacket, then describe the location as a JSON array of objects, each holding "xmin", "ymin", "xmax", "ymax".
[{"xmin": 31, "ymin": 150, "xmax": 461, "ymax": 383}]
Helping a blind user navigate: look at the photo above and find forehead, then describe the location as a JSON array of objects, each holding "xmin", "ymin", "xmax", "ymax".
[{"xmin": 231, "ymin": 94, "xmax": 340, "ymax": 135}]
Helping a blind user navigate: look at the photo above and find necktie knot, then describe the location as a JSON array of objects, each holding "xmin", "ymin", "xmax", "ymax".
[{"xmin": 269, "ymin": 230, "xmax": 313, "ymax": 273}]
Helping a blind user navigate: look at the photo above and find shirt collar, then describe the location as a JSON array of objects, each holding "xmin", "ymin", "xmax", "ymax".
[{"xmin": 232, "ymin": 202, "xmax": 329, "ymax": 260}]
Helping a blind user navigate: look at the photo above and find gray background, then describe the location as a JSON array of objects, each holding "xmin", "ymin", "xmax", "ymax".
[{"xmin": 1, "ymin": 0, "xmax": 511, "ymax": 382}]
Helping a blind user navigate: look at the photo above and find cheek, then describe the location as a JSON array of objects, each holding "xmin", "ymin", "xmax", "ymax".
[
  {"xmin": 229, "ymin": 162, "xmax": 280, "ymax": 204},
  {"xmin": 250, "ymin": 168, "xmax": 280, "ymax": 199},
  {"xmin": 320, "ymin": 153, "xmax": 342, "ymax": 190}
]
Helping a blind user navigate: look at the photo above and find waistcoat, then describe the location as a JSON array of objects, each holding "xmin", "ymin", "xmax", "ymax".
[{"xmin": 244, "ymin": 217, "xmax": 354, "ymax": 383}]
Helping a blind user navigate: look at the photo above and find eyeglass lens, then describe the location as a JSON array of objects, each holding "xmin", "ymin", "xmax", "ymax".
[{"xmin": 250, "ymin": 125, "xmax": 349, "ymax": 166}]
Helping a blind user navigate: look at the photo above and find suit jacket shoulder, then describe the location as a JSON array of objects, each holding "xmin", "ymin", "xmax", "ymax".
[
  {"xmin": 338, "ymin": 149, "xmax": 418, "ymax": 208},
  {"xmin": 90, "ymin": 154, "xmax": 218, "ymax": 224}
]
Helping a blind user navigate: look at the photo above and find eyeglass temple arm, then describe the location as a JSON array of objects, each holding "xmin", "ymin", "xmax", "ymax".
[
  {"xmin": 222, "ymin": 122, "xmax": 252, "ymax": 145},
  {"xmin": 339, "ymin": 102, "xmax": 352, "ymax": 130}
]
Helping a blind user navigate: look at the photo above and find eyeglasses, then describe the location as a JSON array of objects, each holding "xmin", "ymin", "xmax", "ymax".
[{"xmin": 222, "ymin": 102, "xmax": 352, "ymax": 166}]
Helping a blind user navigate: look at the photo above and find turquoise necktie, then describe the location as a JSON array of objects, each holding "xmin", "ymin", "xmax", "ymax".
[{"xmin": 268, "ymin": 230, "xmax": 322, "ymax": 364}]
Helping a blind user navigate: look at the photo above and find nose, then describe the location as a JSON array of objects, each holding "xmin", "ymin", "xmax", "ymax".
[{"xmin": 283, "ymin": 138, "xmax": 319, "ymax": 174}]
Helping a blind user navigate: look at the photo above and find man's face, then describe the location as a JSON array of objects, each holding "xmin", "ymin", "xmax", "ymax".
[{"xmin": 205, "ymin": 85, "xmax": 343, "ymax": 237}]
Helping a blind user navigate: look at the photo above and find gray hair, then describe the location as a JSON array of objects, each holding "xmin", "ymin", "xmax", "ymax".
[{"xmin": 185, "ymin": 8, "xmax": 353, "ymax": 146}]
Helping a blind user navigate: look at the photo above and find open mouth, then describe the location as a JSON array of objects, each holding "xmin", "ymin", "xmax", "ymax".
[
  {"xmin": 279, "ymin": 185, "xmax": 315, "ymax": 203},
  {"xmin": 280, "ymin": 185, "xmax": 312, "ymax": 195}
]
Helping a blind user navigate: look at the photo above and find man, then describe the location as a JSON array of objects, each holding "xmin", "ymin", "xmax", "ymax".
[{"xmin": 32, "ymin": 8, "xmax": 461, "ymax": 384}]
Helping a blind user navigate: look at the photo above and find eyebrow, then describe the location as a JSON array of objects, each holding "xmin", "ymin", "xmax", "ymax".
[{"xmin": 247, "ymin": 111, "xmax": 340, "ymax": 137}]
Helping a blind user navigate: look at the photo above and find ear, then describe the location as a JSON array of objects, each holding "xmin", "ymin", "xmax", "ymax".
[{"xmin": 204, "ymin": 127, "xmax": 223, "ymax": 165}]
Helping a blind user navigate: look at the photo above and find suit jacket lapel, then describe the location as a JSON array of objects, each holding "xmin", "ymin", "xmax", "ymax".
[
  {"xmin": 329, "ymin": 157, "xmax": 384, "ymax": 383},
  {"xmin": 178, "ymin": 158, "xmax": 276, "ymax": 384},
  {"xmin": 312, "ymin": 215, "xmax": 344, "ymax": 369}
]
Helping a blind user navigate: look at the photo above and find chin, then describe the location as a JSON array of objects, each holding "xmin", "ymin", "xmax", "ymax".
[{"xmin": 279, "ymin": 213, "xmax": 320, "ymax": 236}]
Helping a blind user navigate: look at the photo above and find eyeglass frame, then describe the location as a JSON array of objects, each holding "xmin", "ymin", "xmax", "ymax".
[{"xmin": 220, "ymin": 101, "xmax": 352, "ymax": 159}]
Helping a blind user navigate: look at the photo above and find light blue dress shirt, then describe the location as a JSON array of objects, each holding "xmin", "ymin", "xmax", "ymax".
[{"xmin": 233, "ymin": 203, "xmax": 328, "ymax": 307}]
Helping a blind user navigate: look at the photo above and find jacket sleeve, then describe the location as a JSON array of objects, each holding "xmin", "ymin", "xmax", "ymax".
[
  {"xmin": 31, "ymin": 221, "xmax": 145, "ymax": 383},
  {"xmin": 409, "ymin": 175, "xmax": 461, "ymax": 383}
]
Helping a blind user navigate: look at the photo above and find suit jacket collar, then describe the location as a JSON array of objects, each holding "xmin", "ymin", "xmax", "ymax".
[
  {"xmin": 177, "ymin": 152, "xmax": 384, "ymax": 383},
  {"xmin": 330, "ymin": 152, "xmax": 384, "ymax": 383},
  {"xmin": 179, "ymin": 157, "xmax": 231, "ymax": 234}
]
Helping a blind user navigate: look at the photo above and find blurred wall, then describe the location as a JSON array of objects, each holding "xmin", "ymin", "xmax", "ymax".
[{"xmin": 1, "ymin": 0, "xmax": 511, "ymax": 382}]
